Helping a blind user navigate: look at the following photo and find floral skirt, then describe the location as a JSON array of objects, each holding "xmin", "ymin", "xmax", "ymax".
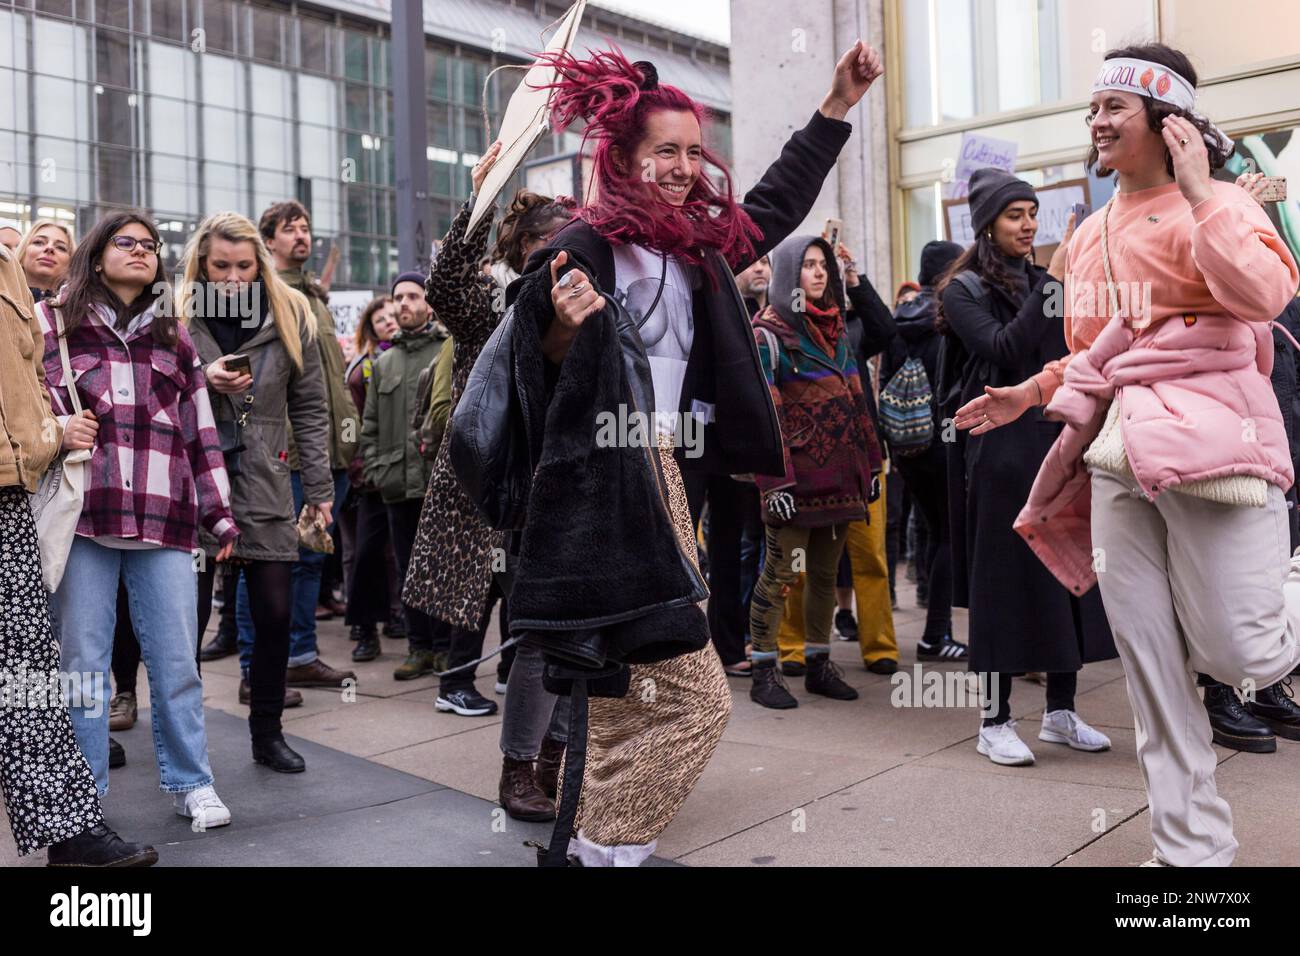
[{"xmin": 0, "ymin": 486, "xmax": 102, "ymax": 854}]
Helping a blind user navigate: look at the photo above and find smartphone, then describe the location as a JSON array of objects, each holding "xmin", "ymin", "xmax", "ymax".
[
  {"xmin": 1257, "ymin": 176, "xmax": 1288, "ymax": 203},
  {"xmin": 823, "ymin": 217, "xmax": 842, "ymax": 252},
  {"xmin": 225, "ymin": 353, "xmax": 252, "ymax": 376},
  {"xmin": 1070, "ymin": 202, "xmax": 1091, "ymax": 222}
]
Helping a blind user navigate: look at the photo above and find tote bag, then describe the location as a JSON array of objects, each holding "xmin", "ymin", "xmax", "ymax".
[{"xmin": 30, "ymin": 306, "xmax": 90, "ymax": 592}]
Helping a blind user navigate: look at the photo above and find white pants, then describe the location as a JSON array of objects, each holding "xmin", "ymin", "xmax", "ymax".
[{"xmin": 1090, "ymin": 469, "xmax": 1300, "ymax": 866}]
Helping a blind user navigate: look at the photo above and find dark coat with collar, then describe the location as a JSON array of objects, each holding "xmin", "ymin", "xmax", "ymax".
[
  {"xmin": 939, "ymin": 264, "xmax": 1115, "ymax": 672},
  {"xmin": 499, "ymin": 110, "xmax": 853, "ymax": 665}
]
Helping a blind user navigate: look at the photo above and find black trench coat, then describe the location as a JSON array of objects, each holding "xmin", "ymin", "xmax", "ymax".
[{"xmin": 939, "ymin": 262, "xmax": 1115, "ymax": 674}]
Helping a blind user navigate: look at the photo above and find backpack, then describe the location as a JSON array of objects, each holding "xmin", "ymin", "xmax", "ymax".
[{"xmin": 879, "ymin": 355, "xmax": 933, "ymax": 457}]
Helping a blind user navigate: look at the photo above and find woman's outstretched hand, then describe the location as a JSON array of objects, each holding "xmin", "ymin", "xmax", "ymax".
[
  {"xmin": 820, "ymin": 40, "xmax": 883, "ymax": 120},
  {"xmin": 953, "ymin": 382, "xmax": 1038, "ymax": 435}
]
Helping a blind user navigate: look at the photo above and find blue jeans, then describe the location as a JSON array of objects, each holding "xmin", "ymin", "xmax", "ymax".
[
  {"xmin": 237, "ymin": 468, "xmax": 348, "ymax": 673},
  {"xmin": 52, "ymin": 536, "xmax": 214, "ymax": 797}
]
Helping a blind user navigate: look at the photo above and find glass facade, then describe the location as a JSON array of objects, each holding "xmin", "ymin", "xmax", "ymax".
[{"xmin": 0, "ymin": 0, "xmax": 729, "ymax": 290}]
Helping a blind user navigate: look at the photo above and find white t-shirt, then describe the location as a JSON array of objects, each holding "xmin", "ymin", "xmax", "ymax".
[{"xmin": 611, "ymin": 244, "xmax": 697, "ymax": 435}]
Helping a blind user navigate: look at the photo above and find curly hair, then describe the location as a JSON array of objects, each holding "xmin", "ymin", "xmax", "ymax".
[
  {"xmin": 532, "ymin": 47, "xmax": 761, "ymax": 268},
  {"xmin": 491, "ymin": 189, "xmax": 576, "ymax": 274},
  {"xmin": 1086, "ymin": 43, "xmax": 1234, "ymax": 178}
]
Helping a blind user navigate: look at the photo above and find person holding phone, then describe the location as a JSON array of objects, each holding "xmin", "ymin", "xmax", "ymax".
[
  {"xmin": 179, "ymin": 211, "xmax": 333, "ymax": 775},
  {"xmin": 955, "ymin": 43, "xmax": 1300, "ymax": 866},
  {"xmin": 41, "ymin": 210, "xmax": 239, "ymax": 830},
  {"xmin": 937, "ymin": 168, "xmax": 1115, "ymax": 768}
]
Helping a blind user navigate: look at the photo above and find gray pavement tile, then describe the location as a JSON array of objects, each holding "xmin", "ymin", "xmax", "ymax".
[{"xmin": 677, "ymin": 762, "xmax": 1150, "ymax": 866}]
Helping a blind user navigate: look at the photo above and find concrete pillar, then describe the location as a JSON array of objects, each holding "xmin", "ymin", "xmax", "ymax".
[{"xmin": 728, "ymin": 0, "xmax": 892, "ymax": 289}]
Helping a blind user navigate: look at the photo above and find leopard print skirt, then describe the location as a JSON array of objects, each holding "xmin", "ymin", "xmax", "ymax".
[{"xmin": 569, "ymin": 435, "xmax": 732, "ymax": 848}]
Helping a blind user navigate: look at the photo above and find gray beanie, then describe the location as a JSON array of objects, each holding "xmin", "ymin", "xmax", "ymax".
[{"xmin": 967, "ymin": 167, "xmax": 1037, "ymax": 237}]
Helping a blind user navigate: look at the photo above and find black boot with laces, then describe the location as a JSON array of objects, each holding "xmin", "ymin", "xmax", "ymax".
[
  {"xmin": 751, "ymin": 659, "xmax": 798, "ymax": 710},
  {"xmin": 1202, "ymin": 680, "xmax": 1275, "ymax": 753},
  {"xmin": 805, "ymin": 655, "xmax": 859, "ymax": 701},
  {"xmin": 1246, "ymin": 677, "xmax": 1300, "ymax": 741}
]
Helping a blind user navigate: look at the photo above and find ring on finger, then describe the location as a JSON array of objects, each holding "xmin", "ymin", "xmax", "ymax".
[
  {"xmin": 568, "ymin": 284, "xmax": 586, "ymax": 298},
  {"xmin": 1179, "ymin": 137, "xmax": 1189, "ymax": 146}
]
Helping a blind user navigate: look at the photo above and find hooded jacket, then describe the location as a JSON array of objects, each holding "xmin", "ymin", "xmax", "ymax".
[
  {"xmin": 0, "ymin": 244, "xmax": 61, "ymax": 491},
  {"xmin": 751, "ymin": 234, "xmax": 883, "ymax": 527}
]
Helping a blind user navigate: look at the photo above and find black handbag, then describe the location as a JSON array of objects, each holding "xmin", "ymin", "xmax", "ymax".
[
  {"xmin": 448, "ymin": 308, "xmax": 532, "ymax": 530},
  {"xmin": 218, "ymin": 392, "xmax": 254, "ymax": 479}
]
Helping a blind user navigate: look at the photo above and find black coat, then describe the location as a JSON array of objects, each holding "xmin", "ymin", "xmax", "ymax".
[
  {"xmin": 844, "ymin": 275, "xmax": 896, "ymax": 441},
  {"xmin": 940, "ymin": 263, "xmax": 1115, "ymax": 673},
  {"xmin": 1271, "ymin": 297, "xmax": 1300, "ymax": 546},
  {"xmin": 516, "ymin": 110, "xmax": 853, "ymax": 480}
]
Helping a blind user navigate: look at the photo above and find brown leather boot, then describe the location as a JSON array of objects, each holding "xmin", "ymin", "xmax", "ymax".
[
  {"xmin": 285, "ymin": 658, "xmax": 357, "ymax": 688},
  {"xmin": 499, "ymin": 757, "xmax": 555, "ymax": 822},
  {"xmin": 535, "ymin": 736, "xmax": 565, "ymax": 799}
]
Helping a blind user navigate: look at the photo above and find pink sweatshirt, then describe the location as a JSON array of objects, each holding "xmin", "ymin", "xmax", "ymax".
[
  {"xmin": 1032, "ymin": 180, "xmax": 1298, "ymax": 401},
  {"xmin": 1014, "ymin": 180, "xmax": 1299, "ymax": 595}
]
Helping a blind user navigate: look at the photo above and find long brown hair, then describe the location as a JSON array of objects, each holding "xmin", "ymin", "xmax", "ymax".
[
  {"xmin": 354, "ymin": 294, "xmax": 392, "ymax": 355},
  {"xmin": 55, "ymin": 210, "xmax": 175, "ymax": 345},
  {"xmin": 934, "ymin": 231, "xmax": 1034, "ymax": 333}
]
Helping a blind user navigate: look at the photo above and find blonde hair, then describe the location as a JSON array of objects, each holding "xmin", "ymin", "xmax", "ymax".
[
  {"xmin": 176, "ymin": 211, "xmax": 315, "ymax": 370},
  {"xmin": 17, "ymin": 218, "xmax": 76, "ymax": 271}
]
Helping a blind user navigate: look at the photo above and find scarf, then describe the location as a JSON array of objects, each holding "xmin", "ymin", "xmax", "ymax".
[{"xmin": 804, "ymin": 301, "xmax": 843, "ymax": 355}]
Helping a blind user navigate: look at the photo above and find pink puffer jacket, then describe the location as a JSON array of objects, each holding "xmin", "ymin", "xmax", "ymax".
[{"xmin": 1014, "ymin": 311, "xmax": 1294, "ymax": 596}]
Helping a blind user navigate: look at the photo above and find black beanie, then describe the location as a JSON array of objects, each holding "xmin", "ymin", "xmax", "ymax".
[
  {"xmin": 918, "ymin": 240, "xmax": 963, "ymax": 287},
  {"xmin": 391, "ymin": 270, "xmax": 425, "ymax": 295},
  {"xmin": 967, "ymin": 167, "xmax": 1037, "ymax": 237}
]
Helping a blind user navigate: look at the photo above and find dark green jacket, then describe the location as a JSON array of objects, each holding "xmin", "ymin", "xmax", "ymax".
[
  {"xmin": 359, "ymin": 322, "xmax": 448, "ymax": 503},
  {"xmin": 281, "ymin": 267, "xmax": 359, "ymax": 471}
]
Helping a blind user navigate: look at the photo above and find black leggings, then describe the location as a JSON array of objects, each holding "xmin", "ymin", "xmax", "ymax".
[
  {"xmin": 199, "ymin": 560, "xmax": 293, "ymax": 741},
  {"xmin": 981, "ymin": 671, "xmax": 1077, "ymax": 726}
]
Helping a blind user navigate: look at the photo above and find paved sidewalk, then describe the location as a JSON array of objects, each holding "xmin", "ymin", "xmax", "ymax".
[{"xmin": 5, "ymin": 578, "xmax": 1299, "ymax": 866}]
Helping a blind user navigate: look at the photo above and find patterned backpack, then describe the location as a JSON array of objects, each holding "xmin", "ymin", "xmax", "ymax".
[{"xmin": 879, "ymin": 355, "xmax": 934, "ymax": 457}]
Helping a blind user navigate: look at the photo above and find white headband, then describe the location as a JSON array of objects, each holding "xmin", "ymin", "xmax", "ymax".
[{"xmin": 1091, "ymin": 57, "xmax": 1233, "ymax": 153}]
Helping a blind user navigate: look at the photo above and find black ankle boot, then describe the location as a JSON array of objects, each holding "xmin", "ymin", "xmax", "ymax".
[
  {"xmin": 1203, "ymin": 680, "xmax": 1275, "ymax": 753},
  {"xmin": 252, "ymin": 735, "xmax": 307, "ymax": 773},
  {"xmin": 47, "ymin": 824, "xmax": 158, "ymax": 867},
  {"xmin": 750, "ymin": 660, "xmax": 798, "ymax": 710},
  {"xmin": 1246, "ymin": 678, "xmax": 1300, "ymax": 741},
  {"xmin": 805, "ymin": 655, "xmax": 859, "ymax": 700}
]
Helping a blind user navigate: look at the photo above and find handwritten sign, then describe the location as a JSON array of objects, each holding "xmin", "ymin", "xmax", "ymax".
[
  {"xmin": 946, "ymin": 132, "xmax": 1019, "ymax": 200},
  {"xmin": 327, "ymin": 289, "xmax": 376, "ymax": 340}
]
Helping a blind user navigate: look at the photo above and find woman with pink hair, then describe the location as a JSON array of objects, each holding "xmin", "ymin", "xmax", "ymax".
[{"xmin": 496, "ymin": 42, "xmax": 882, "ymax": 866}]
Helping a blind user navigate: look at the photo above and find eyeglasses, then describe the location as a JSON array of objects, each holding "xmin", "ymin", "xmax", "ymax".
[{"xmin": 109, "ymin": 235, "xmax": 160, "ymax": 255}]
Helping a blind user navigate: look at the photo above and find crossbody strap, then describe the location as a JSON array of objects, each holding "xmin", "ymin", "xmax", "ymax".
[{"xmin": 53, "ymin": 306, "xmax": 83, "ymax": 417}]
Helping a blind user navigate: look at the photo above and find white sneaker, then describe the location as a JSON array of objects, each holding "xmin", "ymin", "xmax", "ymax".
[
  {"xmin": 494, "ymin": 680, "xmax": 508, "ymax": 695},
  {"xmin": 1038, "ymin": 709, "xmax": 1111, "ymax": 752},
  {"xmin": 1139, "ymin": 854, "xmax": 1171, "ymax": 867},
  {"xmin": 976, "ymin": 720, "xmax": 1035, "ymax": 766},
  {"xmin": 174, "ymin": 785, "xmax": 232, "ymax": 830}
]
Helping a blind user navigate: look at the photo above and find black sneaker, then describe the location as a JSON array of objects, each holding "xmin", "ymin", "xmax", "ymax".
[
  {"xmin": 47, "ymin": 824, "xmax": 158, "ymax": 867},
  {"xmin": 917, "ymin": 636, "xmax": 969, "ymax": 662},
  {"xmin": 1245, "ymin": 678, "xmax": 1300, "ymax": 742},
  {"xmin": 780, "ymin": 660, "xmax": 807, "ymax": 677},
  {"xmin": 435, "ymin": 688, "xmax": 499, "ymax": 716},
  {"xmin": 108, "ymin": 737, "xmax": 125, "ymax": 769},
  {"xmin": 1204, "ymin": 680, "xmax": 1275, "ymax": 752},
  {"xmin": 866, "ymin": 658, "xmax": 898, "ymax": 675},
  {"xmin": 834, "ymin": 608, "xmax": 859, "ymax": 642},
  {"xmin": 805, "ymin": 655, "xmax": 859, "ymax": 700},
  {"xmin": 751, "ymin": 660, "xmax": 798, "ymax": 709}
]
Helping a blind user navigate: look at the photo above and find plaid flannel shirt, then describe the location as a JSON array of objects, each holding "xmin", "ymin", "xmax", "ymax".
[{"xmin": 38, "ymin": 299, "xmax": 239, "ymax": 550}]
